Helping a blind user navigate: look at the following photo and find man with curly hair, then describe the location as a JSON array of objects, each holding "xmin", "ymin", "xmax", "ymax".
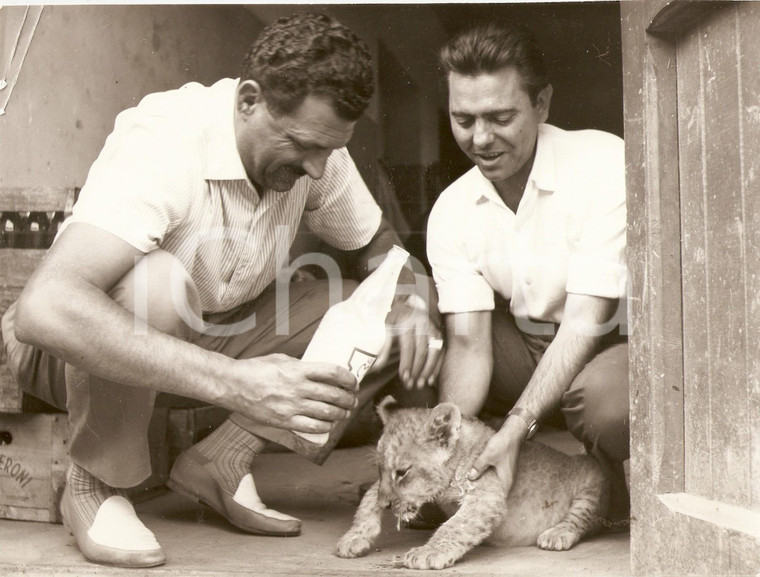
[{"xmin": 2, "ymin": 12, "xmax": 441, "ymax": 567}]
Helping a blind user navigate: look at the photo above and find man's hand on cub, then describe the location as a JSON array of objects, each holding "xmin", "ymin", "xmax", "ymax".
[
  {"xmin": 227, "ymin": 353, "xmax": 358, "ymax": 434},
  {"xmin": 466, "ymin": 419, "xmax": 525, "ymax": 497}
]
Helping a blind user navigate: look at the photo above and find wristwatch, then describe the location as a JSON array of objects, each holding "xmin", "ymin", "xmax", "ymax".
[{"xmin": 508, "ymin": 407, "xmax": 538, "ymax": 440}]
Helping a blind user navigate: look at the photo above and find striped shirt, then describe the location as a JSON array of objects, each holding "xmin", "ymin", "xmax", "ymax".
[{"xmin": 66, "ymin": 78, "xmax": 382, "ymax": 313}]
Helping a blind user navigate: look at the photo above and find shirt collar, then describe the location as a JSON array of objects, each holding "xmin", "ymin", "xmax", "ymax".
[
  {"xmin": 528, "ymin": 123, "xmax": 556, "ymax": 193},
  {"xmin": 204, "ymin": 78, "xmax": 254, "ymax": 187},
  {"xmin": 472, "ymin": 170, "xmax": 504, "ymax": 207},
  {"xmin": 472, "ymin": 123, "xmax": 557, "ymax": 208}
]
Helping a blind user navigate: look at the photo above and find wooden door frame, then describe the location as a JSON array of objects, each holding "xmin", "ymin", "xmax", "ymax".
[
  {"xmin": 623, "ymin": 1, "xmax": 760, "ymax": 573},
  {"xmin": 623, "ymin": 0, "xmax": 686, "ymax": 512}
]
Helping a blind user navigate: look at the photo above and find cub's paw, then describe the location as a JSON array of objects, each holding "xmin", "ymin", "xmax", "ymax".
[
  {"xmin": 401, "ymin": 545, "xmax": 457, "ymax": 570},
  {"xmin": 537, "ymin": 526, "xmax": 581, "ymax": 551},
  {"xmin": 335, "ymin": 532, "xmax": 373, "ymax": 558}
]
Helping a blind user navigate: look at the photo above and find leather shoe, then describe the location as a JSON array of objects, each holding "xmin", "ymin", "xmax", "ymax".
[
  {"xmin": 168, "ymin": 445, "xmax": 301, "ymax": 536},
  {"xmin": 60, "ymin": 484, "xmax": 165, "ymax": 568}
]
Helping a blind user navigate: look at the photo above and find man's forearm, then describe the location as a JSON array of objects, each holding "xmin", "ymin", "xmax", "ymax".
[
  {"xmin": 15, "ymin": 271, "xmax": 358, "ymax": 432},
  {"xmin": 16, "ymin": 274, "xmax": 234, "ymax": 407},
  {"xmin": 438, "ymin": 310, "xmax": 494, "ymax": 416},
  {"xmin": 512, "ymin": 329, "xmax": 600, "ymax": 423},
  {"xmin": 439, "ymin": 347, "xmax": 492, "ymax": 416},
  {"xmin": 508, "ymin": 293, "xmax": 619, "ymax": 430}
]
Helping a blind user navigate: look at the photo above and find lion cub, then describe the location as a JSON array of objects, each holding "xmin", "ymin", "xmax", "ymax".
[{"xmin": 335, "ymin": 397, "xmax": 609, "ymax": 570}]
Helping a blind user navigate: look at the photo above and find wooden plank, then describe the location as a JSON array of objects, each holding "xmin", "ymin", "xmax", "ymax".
[
  {"xmin": 676, "ymin": 15, "xmax": 712, "ymax": 502},
  {"xmin": 699, "ymin": 5, "xmax": 750, "ymax": 508},
  {"xmin": 622, "ymin": 2, "xmax": 653, "ymax": 573},
  {"xmin": 736, "ymin": 0, "xmax": 760, "ymax": 513},
  {"xmin": 645, "ymin": 491, "xmax": 726, "ymax": 574},
  {"xmin": 647, "ymin": 0, "xmax": 723, "ymax": 39},
  {"xmin": 659, "ymin": 492, "xmax": 760, "ymax": 540},
  {"xmin": 647, "ymin": 492, "xmax": 760, "ymax": 575},
  {"xmin": 643, "ymin": 30, "xmax": 685, "ymax": 496},
  {"xmin": 0, "ymin": 187, "xmax": 76, "ymax": 212},
  {"xmin": 622, "ymin": 1, "xmax": 685, "ymax": 573},
  {"xmin": 630, "ymin": 26, "xmax": 687, "ymax": 572},
  {"xmin": 642, "ymin": 0, "xmax": 678, "ymax": 33},
  {"xmin": 727, "ymin": 532, "xmax": 760, "ymax": 575},
  {"xmin": 627, "ymin": 1, "xmax": 760, "ymax": 572},
  {"xmin": 0, "ymin": 248, "xmax": 46, "ymax": 287}
]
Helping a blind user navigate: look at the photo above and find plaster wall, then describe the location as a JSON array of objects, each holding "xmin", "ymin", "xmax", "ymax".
[{"xmin": 0, "ymin": 5, "xmax": 262, "ymax": 189}]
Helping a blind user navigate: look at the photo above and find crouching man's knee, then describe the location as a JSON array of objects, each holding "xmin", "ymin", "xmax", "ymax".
[
  {"xmin": 110, "ymin": 249, "xmax": 201, "ymax": 341},
  {"xmin": 561, "ymin": 343, "xmax": 630, "ymax": 462}
]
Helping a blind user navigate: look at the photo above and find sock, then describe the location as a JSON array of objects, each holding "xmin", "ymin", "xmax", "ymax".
[
  {"xmin": 67, "ymin": 463, "xmax": 128, "ymax": 525},
  {"xmin": 193, "ymin": 419, "xmax": 265, "ymax": 493}
]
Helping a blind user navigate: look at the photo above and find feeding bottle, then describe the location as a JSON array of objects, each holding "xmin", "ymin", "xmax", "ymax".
[{"xmin": 297, "ymin": 244, "xmax": 410, "ymax": 444}]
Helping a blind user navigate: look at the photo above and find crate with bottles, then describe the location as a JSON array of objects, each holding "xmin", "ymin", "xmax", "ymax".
[
  {"xmin": 0, "ymin": 188, "xmax": 78, "ymax": 413},
  {"xmin": 0, "ymin": 210, "xmax": 66, "ymax": 249}
]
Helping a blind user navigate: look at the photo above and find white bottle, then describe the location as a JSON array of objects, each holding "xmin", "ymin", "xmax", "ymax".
[{"xmin": 297, "ymin": 245, "xmax": 410, "ymax": 444}]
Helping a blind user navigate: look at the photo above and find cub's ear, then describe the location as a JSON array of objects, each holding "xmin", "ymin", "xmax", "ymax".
[
  {"xmin": 424, "ymin": 402, "xmax": 462, "ymax": 449},
  {"xmin": 376, "ymin": 395, "xmax": 399, "ymax": 425}
]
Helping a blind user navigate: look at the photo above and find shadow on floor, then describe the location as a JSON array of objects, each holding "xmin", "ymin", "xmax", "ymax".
[{"xmin": 0, "ymin": 432, "xmax": 631, "ymax": 577}]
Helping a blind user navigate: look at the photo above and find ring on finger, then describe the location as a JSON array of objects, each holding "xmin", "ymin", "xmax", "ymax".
[{"xmin": 427, "ymin": 337, "xmax": 444, "ymax": 350}]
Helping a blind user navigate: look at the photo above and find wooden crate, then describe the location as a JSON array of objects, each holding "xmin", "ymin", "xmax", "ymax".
[
  {"xmin": 0, "ymin": 408, "xmax": 169, "ymax": 523},
  {"xmin": 0, "ymin": 412, "xmax": 68, "ymax": 523},
  {"xmin": 0, "ymin": 187, "xmax": 77, "ymax": 413}
]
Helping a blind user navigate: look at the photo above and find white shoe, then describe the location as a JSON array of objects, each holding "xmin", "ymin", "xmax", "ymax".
[{"xmin": 60, "ymin": 486, "xmax": 165, "ymax": 567}]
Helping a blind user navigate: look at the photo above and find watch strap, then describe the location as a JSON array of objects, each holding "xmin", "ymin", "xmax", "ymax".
[{"xmin": 508, "ymin": 407, "xmax": 538, "ymax": 440}]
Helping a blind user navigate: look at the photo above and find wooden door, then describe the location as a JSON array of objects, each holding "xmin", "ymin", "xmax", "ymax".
[{"xmin": 623, "ymin": 0, "xmax": 760, "ymax": 574}]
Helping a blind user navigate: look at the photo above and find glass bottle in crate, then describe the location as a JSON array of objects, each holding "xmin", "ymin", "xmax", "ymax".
[
  {"xmin": 26, "ymin": 212, "xmax": 49, "ymax": 249},
  {"xmin": 46, "ymin": 211, "xmax": 65, "ymax": 247},
  {"xmin": 1, "ymin": 212, "xmax": 21, "ymax": 248},
  {"xmin": 16, "ymin": 212, "xmax": 30, "ymax": 248},
  {"xmin": 297, "ymin": 244, "xmax": 410, "ymax": 445}
]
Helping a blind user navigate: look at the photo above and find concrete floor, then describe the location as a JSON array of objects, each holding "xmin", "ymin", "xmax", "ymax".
[{"xmin": 0, "ymin": 431, "xmax": 630, "ymax": 577}]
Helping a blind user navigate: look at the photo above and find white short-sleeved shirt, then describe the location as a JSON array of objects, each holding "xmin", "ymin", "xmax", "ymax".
[
  {"xmin": 65, "ymin": 78, "xmax": 382, "ymax": 313},
  {"xmin": 427, "ymin": 123, "xmax": 626, "ymax": 326}
]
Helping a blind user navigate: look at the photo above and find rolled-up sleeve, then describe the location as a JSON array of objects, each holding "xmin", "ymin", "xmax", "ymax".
[
  {"xmin": 427, "ymin": 196, "xmax": 495, "ymax": 314},
  {"xmin": 63, "ymin": 112, "xmax": 195, "ymax": 253},
  {"xmin": 566, "ymin": 142, "xmax": 627, "ymax": 299}
]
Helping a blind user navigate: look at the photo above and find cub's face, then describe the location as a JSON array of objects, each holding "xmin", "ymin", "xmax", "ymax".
[{"xmin": 374, "ymin": 400, "xmax": 463, "ymax": 526}]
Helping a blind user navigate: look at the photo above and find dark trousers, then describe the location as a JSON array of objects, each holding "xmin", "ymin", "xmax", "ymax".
[
  {"xmin": 1, "ymin": 250, "xmax": 433, "ymax": 488},
  {"xmin": 485, "ymin": 304, "xmax": 629, "ymax": 466}
]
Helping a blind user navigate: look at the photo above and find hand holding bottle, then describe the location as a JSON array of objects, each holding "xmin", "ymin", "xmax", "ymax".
[
  {"xmin": 228, "ymin": 353, "xmax": 358, "ymax": 435},
  {"xmin": 296, "ymin": 245, "xmax": 411, "ymax": 444}
]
